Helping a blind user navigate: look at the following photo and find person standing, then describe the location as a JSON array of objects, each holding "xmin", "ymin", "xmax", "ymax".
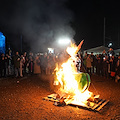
[
  {"xmin": 109, "ymin": 55, "xmax": 117, "ymax": 79},
  {"xmin": 91, "ymin": 52, "xmax": 96, "ymax": 74},
  {"xmin": 115, "ymin": 55, "xmax": 120, "ymax": 82},
  {"xmin": 86, "ymin": 54, "xmax": 93, "ymax": 75},
  {"xmin": 20, "ymin": 55, "xmax": 25, "ymax": 77},
  {"xmin": 0, "ymin": 53, "xmax": 6, "ymax": 77},
  {"xmin": 102, "ymin": 56, "xmax": 109, "ymax": 78},
  {"xmin": 47, "ymin": 52, "xmax": 54, "ymax": 74},
  {"xmin": 13, "ymin": 52, "xmax": 20, "ymax": 77},
  {"xmin": 23, "ymin": 52, "xmax": 27, "ymax": 75},
  {"xmin": 28, "ymin": 56, "xmax": 34, "ymax": 75},
  {"xmin": 96, "ymin": 54, "xmax": 103, "ymax": 76},
  {"xmin": 6, "ymin": 53, "xmax": 12, "ymax": 76},
  {"xmin": 34, "ymin": 55, "xmax": 41, "ymax": 75},
  {"xmin": 40, "ymin": 53, "xmax": 47, "ymax": 74},
  {"xmin": 107, "ymin": 48, "xmax": 115, "ymax": 57},
  {"xmin": 4, "ymin": 54, "xmax": 9, "ymax": 77}
]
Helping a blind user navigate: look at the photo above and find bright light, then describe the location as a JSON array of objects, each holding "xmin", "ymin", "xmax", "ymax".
[
  {"xmin": 108, "ymin": 42, "xmax": 112, "ymax": 47},
  {"xmin": 48, "ymin": 48, "xmax": 54, "ymax": 53},
  {"xmin": 58, "ymin": 38, "xmax": 71, "ymax": 45}
]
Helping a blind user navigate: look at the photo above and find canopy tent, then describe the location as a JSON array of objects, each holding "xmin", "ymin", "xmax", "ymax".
[
  {"xmin": 114, "ymin": 49, "xmax": 120, "ymax": 55},
  {"xmin": 84, "ymin": 46, "xmax": 109, "ymax": 55}
]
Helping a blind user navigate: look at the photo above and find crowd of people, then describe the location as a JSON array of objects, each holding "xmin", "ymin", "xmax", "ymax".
[
  {"xmin": 0, "ymin": 50, "xmax": 57, "ymax": 78},
  {"xmin": 82, "ymin": 48, "xmax": 120, "ymax": 82},
  {"xmin": 0, "ymin": 48, "xmax": 120, "ymax": 82}
]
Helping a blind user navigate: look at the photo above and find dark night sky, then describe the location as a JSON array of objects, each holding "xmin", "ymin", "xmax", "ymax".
[
  {"xmin": 68, "ymin": 0, "xmax": 120, "ymax": 49},
  {"xmin": 0, "ymin": 0, "xmax": 120, "ymax": 52}
]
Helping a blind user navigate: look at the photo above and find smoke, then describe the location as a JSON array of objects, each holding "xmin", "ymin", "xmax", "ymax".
[{"xmin": 9, "ymin": 0, "xmax": 75, "ymax": 52}]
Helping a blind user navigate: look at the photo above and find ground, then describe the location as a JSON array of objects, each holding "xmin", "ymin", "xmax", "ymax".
[{"xmin": 0, "ymin": 74, "xmax": 120, "ymax": 120}]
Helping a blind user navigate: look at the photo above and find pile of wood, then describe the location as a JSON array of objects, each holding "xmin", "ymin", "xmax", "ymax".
[{"xmin": 43, "ymin": 93, "xmax": 109, "ymax": 112}]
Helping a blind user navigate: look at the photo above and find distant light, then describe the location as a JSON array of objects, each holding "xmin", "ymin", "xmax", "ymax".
[
  {"xmin": 108, "ymin": 43, "xmax": 112, "ymax": 47},
  {"xmin": 58, "ymin": 38, "xmax": 71, "ymax": 45},
  {"xmin": 48, "ymin": 48, "xmax": 54, "ymax": 53}
]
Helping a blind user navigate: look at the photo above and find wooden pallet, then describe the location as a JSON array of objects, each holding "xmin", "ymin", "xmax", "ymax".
[
  {"xmin": 69, "ymin": 99, "xmax": 109, "ymax": 111},
  {"xmin": 43, "ymin": 94, "xmax": 109, "ymax": 112}
]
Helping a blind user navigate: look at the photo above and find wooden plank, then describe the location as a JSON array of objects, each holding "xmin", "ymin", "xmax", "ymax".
[
  {"xmin": 69, "ymin": 102, "xmax": 90, "ymax": 108},
  {"xmin": 95, "ymin": 100, "xmax": 109, "ymax": 111},
  {"xmin": 92, "ymin": 99, "xmax": 105, "ymax": 110},
  {"xmin": 47, "ymin": 94, "xmax": 58, "ymax": 98},
  {"xmin": 69, "ymin": 100, "xmax": 95, "ymax": 109},
  {"xmin": 64, "ymin": 98, "xmax": 74, "ymax": 105},
  {"xmin": 43, "ymin": 97, "xmax": 59, "ymax": 102}
]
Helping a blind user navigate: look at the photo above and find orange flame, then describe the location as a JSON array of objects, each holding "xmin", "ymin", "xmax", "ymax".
[{"xmin": 55, "ymin": 40, "xmax": 92, "ymax": 105}]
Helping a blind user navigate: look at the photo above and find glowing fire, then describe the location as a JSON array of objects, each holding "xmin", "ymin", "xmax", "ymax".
[{"xmin": 55, "ymin": 40, "xmax": 92, "ymax": 106}]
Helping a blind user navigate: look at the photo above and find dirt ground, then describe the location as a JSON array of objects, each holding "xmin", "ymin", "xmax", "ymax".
[{"xmin": 0, "ymin": 74, "xmax": 120, "ymax": 120}]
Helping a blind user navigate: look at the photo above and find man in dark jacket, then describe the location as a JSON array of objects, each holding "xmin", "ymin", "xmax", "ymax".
[
  {"xmin": 109, "ymin": 55, "xmax": 117, "ymax": 79},
  {"xmin": 0, "ymin": 53, "xmax": 6, "ymax": 77},
  {"xmin": 13, "ymin": 52, "xmax": 20, "ymax": 77},
  {"xmin": 91, "ymin": 52, "xmax": 97, "ymax": 74}
]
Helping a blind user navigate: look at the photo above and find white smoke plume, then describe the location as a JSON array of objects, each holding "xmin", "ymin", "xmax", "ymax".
[{"xmin": 9, "ymin": 0, "xmax": 75, "ymax": 52}]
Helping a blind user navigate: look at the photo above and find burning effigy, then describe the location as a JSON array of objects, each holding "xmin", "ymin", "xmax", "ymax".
[
  {"xmin": 43, "ymin": 40, "xmax": 109, "ymax": 111},
  {"xmin": 53, "ymin": 40, "xmax": 92, "ymax": 103}
]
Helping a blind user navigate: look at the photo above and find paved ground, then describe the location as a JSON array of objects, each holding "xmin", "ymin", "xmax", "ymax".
[{"xmin": 0, "ymin": 74, "xmax": 120, "ymax": 120}]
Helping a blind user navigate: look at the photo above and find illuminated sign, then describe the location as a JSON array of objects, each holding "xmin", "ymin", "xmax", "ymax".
[{"xmin": 0, "ymin": 32, "xmax": 5, "ymax": 54}]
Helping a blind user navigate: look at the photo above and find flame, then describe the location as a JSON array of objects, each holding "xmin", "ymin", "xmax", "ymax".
[{"xmin": 55, "ymin": 41, "xmax": 92, "ymax": 105}]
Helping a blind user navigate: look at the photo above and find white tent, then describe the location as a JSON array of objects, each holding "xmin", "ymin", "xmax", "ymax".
[
  {"xmin": 84, "ymin": 46, "xmax": 109, "ymax": 55},
  {"xmin": 114, "ymin": 49, "xmax": 120, "ymax": 55}
]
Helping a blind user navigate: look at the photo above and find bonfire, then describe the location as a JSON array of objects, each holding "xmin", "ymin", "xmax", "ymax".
[
  {"xmin": 53, "ymin": 40, "xmax": 95, "ymax": 106},
  {"xmin": 43, "ymin": 40, "xmax": 109, "ymax": 112}
]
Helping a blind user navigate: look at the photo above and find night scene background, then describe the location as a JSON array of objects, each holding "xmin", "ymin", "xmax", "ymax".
[{"xmin": 0, "ymin": 0, "xmax": 120, "ymax": 53}]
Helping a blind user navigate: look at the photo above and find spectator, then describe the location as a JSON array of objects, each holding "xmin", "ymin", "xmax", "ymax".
[
  {"xmin": 107, "ymin": 48, "xmax": 115, "ymax": 58},
  {"xmin": 115, "ymin": 55, "xmax": 120, "ymax": 82},
  {"xmin": 86, "ymin": 54, "xmax": 93, "ymax": 75},
  {"xmin": 102, "ymin": 55, "xmax": 109, "ymax": 78},
  {"xmin": 25, "ymin": 57, "xmax": 29, "ymax": 74},
  {"xmin": 29, "ymin": 52, "xmax": 34, "ymax": 60},
  {"xmin": 102, "ymin": 49, "xmax": 107, "ymax": 56},
  {"xmin": 0, "ymin": 53, "xmax": 6, "ymax": 77},
  {"xmin": 20, "ymin": 54, "xmax": 25, "ymax": 77},
  {"xmin": 23, "ymin": 52, "xmax": 27, "ymax": 75},
  {"xmin": 91, "ymin": 52, "xmax": 96, "ymax": 74},
  {"xmin": 96, "ymin": 54, "xmax": 103, "ymax": 76},
  {"xmin": 40, "ymin": 53, "xmax": 48, "ymax": 74},
  {"xmin": 28, "ymin": 56, "xmax": 34, "ymax": 75},
  {"xmin": 6, "ymin": 53, "xmax": 12, "ymax": 76},
  {"xmin": 34, "ymin": 55, "xmax": 41, "ymax": 75},
  {"xmin": 4, "ymin": 54, "xmax": 8, "ymax": 77},
  {"xmin": 47, "ymin": 52, "xmax": 52, "ymax": 74},
  {"xmin": 13, "ymin": 52, "xmax": 20, "ymax": 77},
  {"xmin": 109, "ymin": 55, "xmax": 117, "ymax": 79}
]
